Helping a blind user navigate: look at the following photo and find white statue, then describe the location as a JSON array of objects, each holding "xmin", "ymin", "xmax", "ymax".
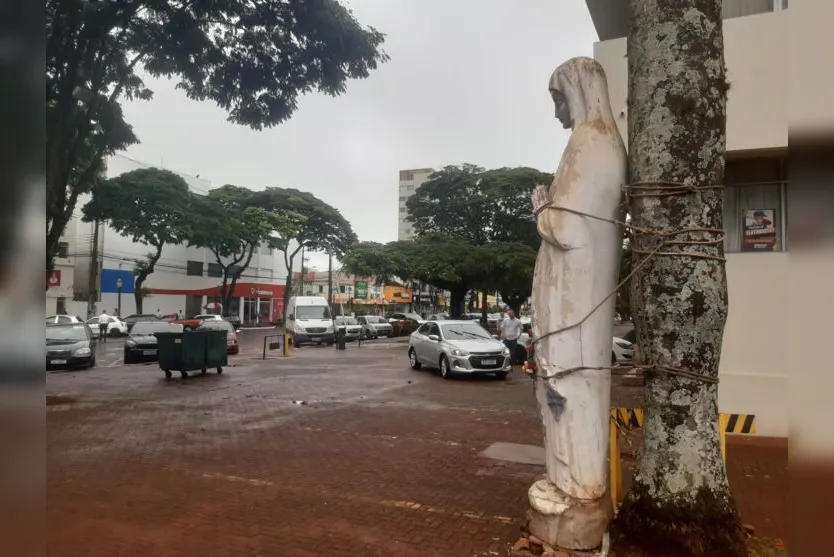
[{"xmin": 527, "ymin": 57, "xmax": 627, "ymax": 551}]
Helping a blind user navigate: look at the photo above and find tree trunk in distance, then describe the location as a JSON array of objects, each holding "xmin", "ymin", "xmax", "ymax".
[
  {"xmin": 449, "ymin": 286, "xmax": 466, "ymax": 319},
  {"xmin": 611, "ymin": 1, "xmax": 745, "ymax": 555}
]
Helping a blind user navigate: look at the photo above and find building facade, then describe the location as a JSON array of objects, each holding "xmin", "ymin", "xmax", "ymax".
[
  {"xmin": 48, "ymin": 154, "xmax": 292, "ymax": 324},
  {"xmin": 397, "ymin": 168, "xmax": 434, "ymax": 241},
  {"xmin": 585, "ymin": 0, "xmax": 793, "ymax": 435}
]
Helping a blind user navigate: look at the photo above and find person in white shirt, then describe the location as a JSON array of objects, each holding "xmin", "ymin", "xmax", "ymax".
[
  {"xmin": 499, "ymin": 309, "xmax": 522, "ymax": 361},
  {"xmin": 97, "ymin": 310, "xmax": 111, "ymax": 342}
]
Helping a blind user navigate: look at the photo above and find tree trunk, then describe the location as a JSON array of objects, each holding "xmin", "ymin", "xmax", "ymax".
[
  {"xmin": 448, "ymin": 286, "xmax": 467, "ymax": 319},
  {"xmin": 611, "ymin": 1, "xmax": 744, "ymax": 555},
  {"xmin": 480, "ymin": 290, "xmax": 488, "ymax": 327},
  {"xmin": 282, "ymin": 247, "xmax": 301, "ymax": 323}
]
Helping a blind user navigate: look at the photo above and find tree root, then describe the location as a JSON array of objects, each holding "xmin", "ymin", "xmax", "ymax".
[{"xmin": 609, "ymin": 483, "xmax": 746, "ymax": 557}]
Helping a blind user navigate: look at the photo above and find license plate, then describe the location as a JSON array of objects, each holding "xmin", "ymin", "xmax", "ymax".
[
  {"xmin": 481, "ymin": 359, "xmax": 497, "ymax": 366},
  {"xmin": 143, "ymin": 350, "xmax": 157, "ymax": 356},
  {"xmin": 50, "ymin": 359, "xmax": 67, "ymax": 365}
]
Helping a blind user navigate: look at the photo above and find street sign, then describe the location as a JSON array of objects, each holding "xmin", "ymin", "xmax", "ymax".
[
  {"xmin": 47, "ymin": 270, "xmax": 61, "ymax": 287},
  {"xmin": 355, "ymin": 281, "xmax": 368, "ymax": 300}
]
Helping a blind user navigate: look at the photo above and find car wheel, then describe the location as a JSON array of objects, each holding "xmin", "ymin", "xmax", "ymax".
[
  {"xmin": 164, "ymin": 370, "xmax": 173, "ymax": 379},
  {"xmin": 88, "ymin": 357, "xmax": 96, "ymax": 369},
  {"xmin": 124, "ymin": 353, "xmax": 133, "ymax": 365},
  {"xmin": 440, "ymin": 355, "xmax": 452, "ymax": 379},
  {"xmin": 108, "ymin": 328, "xmax": 120, "ymax": 338},
  {"xmin": 495, "ymin": 371, "xmax": 508, "ymax": 380},
  {"xmin": 408, "ymin": 348, "xmax": 422, "ymax": 370}
]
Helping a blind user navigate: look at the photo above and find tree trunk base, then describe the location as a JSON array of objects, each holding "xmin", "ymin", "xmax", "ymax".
[
  {"xmin": 527, "ymin": 479, "xmax": 612, "ymax": 551},
  {"xmin": 610, "ymin": 483, "xmax": 746, "ymax": 557}
]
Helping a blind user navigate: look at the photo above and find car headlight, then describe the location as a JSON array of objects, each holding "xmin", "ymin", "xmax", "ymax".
[
  {"xmin": 125, "ymin": 340, "xmax": 136, "ymax": 347},
  {"xmin": 502, "ymin": 347, "xmax": 511, "ymax": 356},
  {"xmin": 451, "ymin": 348, "xmax": 469, "ymax": 357},
  {"xmin": 326, "ymin": 325, "xmax": 335, "ymax": 333},
  {"xmin": 75, "ymin": 347, "xmax": 91, "ymax": 356}
]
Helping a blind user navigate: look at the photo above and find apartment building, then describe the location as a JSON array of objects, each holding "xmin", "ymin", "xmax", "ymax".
[
  {"xmin": 48, "ymin": 154, "xmax": 291, "ymax": 324},
  {"xmin": 585, "ymin": 0, "xmax": 794, "ymax": 435},
  {"xmin": 397, "ymin": 168, "xmax": 434, "ymax": 241}
]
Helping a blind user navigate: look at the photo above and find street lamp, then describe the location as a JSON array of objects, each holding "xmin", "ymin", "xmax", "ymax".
[{"xmin": 116, "ymin": 277, "xmax": 123, "ymax": 317}]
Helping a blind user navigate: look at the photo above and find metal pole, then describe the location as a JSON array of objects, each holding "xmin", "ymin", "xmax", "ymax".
[
  {"xmin": 328, "ymin": 252, "xmax": 333, "ymax": 311},
  {"xmin": 299, "ymin": 246, "xmax": 305, "ymax": 295},
  {"xmin": 117, "ymin": 285, "xmax": 122, "ymax": 316},
  {"xmin": 87, "ymin": 219, "xmax": 100, "ymax": 318}
]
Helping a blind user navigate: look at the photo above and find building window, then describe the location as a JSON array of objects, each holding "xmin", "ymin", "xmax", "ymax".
[
  {"xmin": 723, "ymin": 156, "xmax": 787, "ymax": 253},
  {"xmin": 55, "ymin": 242, "xmax": 69, "ymax": 258},
  {"xmin": 722, "ymin": 0, "xmax": 780, "ymax": 19},
  {"xmin": 229, "ymin": 265, "xmax": 243, "ymax": 277},
  {"xmin": 186, "ymin": 260, "xmax": 203, "ymax": 276},
  {"xmin": 207, "ymin": 262, "xmax": 223, "ymax": 277},
  {"xmin": 399, "ymin": 207, "xmax": 406, "ymax": 213}
]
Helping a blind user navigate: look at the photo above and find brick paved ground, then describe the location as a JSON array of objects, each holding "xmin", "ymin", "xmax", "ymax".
[{"xmin": 47, "ymin": 343, "xmax": 786, "ymax": 556}]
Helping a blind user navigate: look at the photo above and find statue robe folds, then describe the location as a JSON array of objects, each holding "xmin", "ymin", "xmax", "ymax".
[{"xmin": 527, "ymin": 57, "xmax": 627, "ymax": 551}]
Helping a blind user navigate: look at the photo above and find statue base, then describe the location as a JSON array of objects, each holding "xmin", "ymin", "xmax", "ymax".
[{"xmin": 527, "ymin": 479, "xmax": 612, "ymax": 551}]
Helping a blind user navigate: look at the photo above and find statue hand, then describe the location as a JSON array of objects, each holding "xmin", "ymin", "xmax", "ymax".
[{"xmin": 531, "ymin": 184, "xmax": 550, "ymax": 216}]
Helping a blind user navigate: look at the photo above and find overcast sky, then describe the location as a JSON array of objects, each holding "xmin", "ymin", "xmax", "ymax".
[{"xmin": 119, "ymin": 0, "xmax": 598, "ymax": 270}]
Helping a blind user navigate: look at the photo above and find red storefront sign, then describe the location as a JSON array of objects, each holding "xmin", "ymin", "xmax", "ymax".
[{"xmin": 47, "ymin": 270, "xmax": 61, "ymax": 287}]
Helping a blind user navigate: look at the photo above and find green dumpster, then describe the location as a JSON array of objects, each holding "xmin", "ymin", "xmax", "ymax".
[{"xmin": 155, "ymin": 330, "xmax": 227, "ymax": 379}]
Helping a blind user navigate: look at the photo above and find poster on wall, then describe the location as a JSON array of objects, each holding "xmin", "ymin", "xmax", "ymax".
[
  {"xmin": 742, "ymin": 209, "xmax": 777, "ymax": 252},
  {"xmin": 354, "ymin": 281, "xmax": 368, "ymax": 300}
]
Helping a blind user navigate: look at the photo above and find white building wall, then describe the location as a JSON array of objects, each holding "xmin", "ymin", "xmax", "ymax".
[{"xmin": 397, "ymin": 168, "xmax": 434, "ymax": 241}]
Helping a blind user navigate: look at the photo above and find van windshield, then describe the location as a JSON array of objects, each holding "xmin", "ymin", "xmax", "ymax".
[{"xmin": 296, "ymin": 305, "xmax": 331, "ymax": 320}]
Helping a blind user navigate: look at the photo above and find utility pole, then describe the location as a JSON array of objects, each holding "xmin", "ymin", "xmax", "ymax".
[
  {"xmin": 298, "ymin": 246, "xmax": 305, "ymax": 295},
  {"xmin": 86, "ymin": 219, "xmax": 100, "ymax": 318},
  {"xmin": 327, "ymin": 252, "xmax": 334, "ymax": 309}
]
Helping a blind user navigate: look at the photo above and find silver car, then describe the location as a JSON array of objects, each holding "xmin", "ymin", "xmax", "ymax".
[
  {"xmin": 334, "ymin": 316, "xmax": 363, "ymax": 340},
  {"xmin": 408, "ymin": 320, "xmax": 512, "ymax": 380},
  {"xmin": 357, "ymin": 315, "xmax": 393, "ymax": 338}
]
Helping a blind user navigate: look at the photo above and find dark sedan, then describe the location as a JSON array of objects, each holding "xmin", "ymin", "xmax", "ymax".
[
  {"xmin": 123, "ymin": 313, "xmax": 160, "ymax": 332},
  {"xmin": 46, "ymin": 323, "xmax": 96, "ymax": 370},
  {"xmin": 124, "ymin": 321, "xmax": 179, "ymax": 364}
]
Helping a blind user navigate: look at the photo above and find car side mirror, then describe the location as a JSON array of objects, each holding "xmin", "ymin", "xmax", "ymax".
[
  {"xmin": 428, "ymin": 334, "xmax": 440, "ymax": 342},
  {"xmin": 288, "ymin": 314, "xmax": 294, "ymax": 320}
]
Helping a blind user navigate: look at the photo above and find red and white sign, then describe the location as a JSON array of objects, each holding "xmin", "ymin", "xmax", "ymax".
[{"xmin": 47, "ymin": 270, "xmax": 61, "ymax": 287}]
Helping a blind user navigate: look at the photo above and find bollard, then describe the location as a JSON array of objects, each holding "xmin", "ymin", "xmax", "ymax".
[
  {"xmin": 283, "ymin": 332, "xmax": 292, "ymax": 356},
  {"xmin": 335, "ymin": 327, "xmax": 347, "ymax": 350}
]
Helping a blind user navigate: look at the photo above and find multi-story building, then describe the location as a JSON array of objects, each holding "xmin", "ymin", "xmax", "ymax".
[
  {"xmin": 397, "ymin": 168, "xmax": 434, "ymax": 241},
  {"xmin": 585, "ymin": 0, "xmax": 794, "ymax": 435},
  {"xmin": 48, "ymin": 154, "xmax": 292, "ymax": 324}
]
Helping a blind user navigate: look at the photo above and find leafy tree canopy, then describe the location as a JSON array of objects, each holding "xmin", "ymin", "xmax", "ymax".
[
  {"xmin": 47, "ymin": 0, "xmax": 387, "ymax": 269},
  {"xmin": 252, "ymin": 187, "xmax": 357, "ymax": 257},
  {"xmin": 81, "ymin": 167, "xmax": 192, "ymax": 312},
  {"xmin": 405, "ymin": 164, "xmax": 553, "ymax": 248}
]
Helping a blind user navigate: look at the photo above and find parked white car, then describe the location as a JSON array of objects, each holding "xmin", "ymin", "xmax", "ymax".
[
  {"xmin": 84, "ymin": 315, "xmax": 129, "ymax": 337},
  {"xmin": 516, "ymin": 329, "xmax": 634, "ymax": 365}
]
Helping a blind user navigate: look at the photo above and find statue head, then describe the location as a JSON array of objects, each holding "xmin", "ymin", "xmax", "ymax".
[{"xmin": 548, "ymin": 57, "xmax": 614, "ymax": 131}]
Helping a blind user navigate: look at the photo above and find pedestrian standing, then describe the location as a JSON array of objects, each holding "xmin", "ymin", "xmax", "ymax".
[
  {"xmin": 97, "ymin": 310, "xmax": 111, "ymax": 342},
  {"xmin": 499, "ymin": 308, "xmax": 522, "ymax": 364}
]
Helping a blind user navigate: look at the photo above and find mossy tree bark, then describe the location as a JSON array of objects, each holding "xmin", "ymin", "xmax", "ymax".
[{"xmin": 611, "ymin": 1, "xmax": 746, "ymax": 556}]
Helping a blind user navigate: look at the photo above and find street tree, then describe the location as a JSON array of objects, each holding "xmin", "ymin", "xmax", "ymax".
[
  {"xmin": 472, "ymin": 242, "xmax": 538, "ymax": 317},
  {"xmin": 81, "ymin": 168, "xmax": 191, "ymax": 313},
  {"xmin": 188, "ymin": 186, "xmax": 304, "ymax": 315},
  {"xmin": 342, "ymin": 235, "xmax": 479, "ymax": 318},
  {"xmin": 252, "ymin": 188, "xmax": 357, "ymax": 318},
  {"xmin": 611, "ymin": 1, "xmax": 745, "ymax": 556},
  {"xmin": 405, "ymin": 165, "xmax": 553, "ymax": 248},
  {"xmin": 341, "ymin": 241, "xmax": 401, "ymax": 285},
  {"xmin": 47, "ymin": 0, "xmax": 387, "ymax": 271}
]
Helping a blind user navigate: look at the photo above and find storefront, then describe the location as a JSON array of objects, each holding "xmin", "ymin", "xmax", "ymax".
[{"xmin": 147, "ymin": 282, "xmax": 286, "ymax": 324}]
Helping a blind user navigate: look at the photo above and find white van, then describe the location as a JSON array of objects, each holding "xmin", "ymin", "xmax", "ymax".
[{"xmin": 285, "ymin": 296, "xmax": 335, "ymax": 346}]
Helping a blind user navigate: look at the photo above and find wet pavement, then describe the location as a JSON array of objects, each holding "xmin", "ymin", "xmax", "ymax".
[{"xmin": 47, "ymin": 334, "xmax": 786, "ymax": 556}]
